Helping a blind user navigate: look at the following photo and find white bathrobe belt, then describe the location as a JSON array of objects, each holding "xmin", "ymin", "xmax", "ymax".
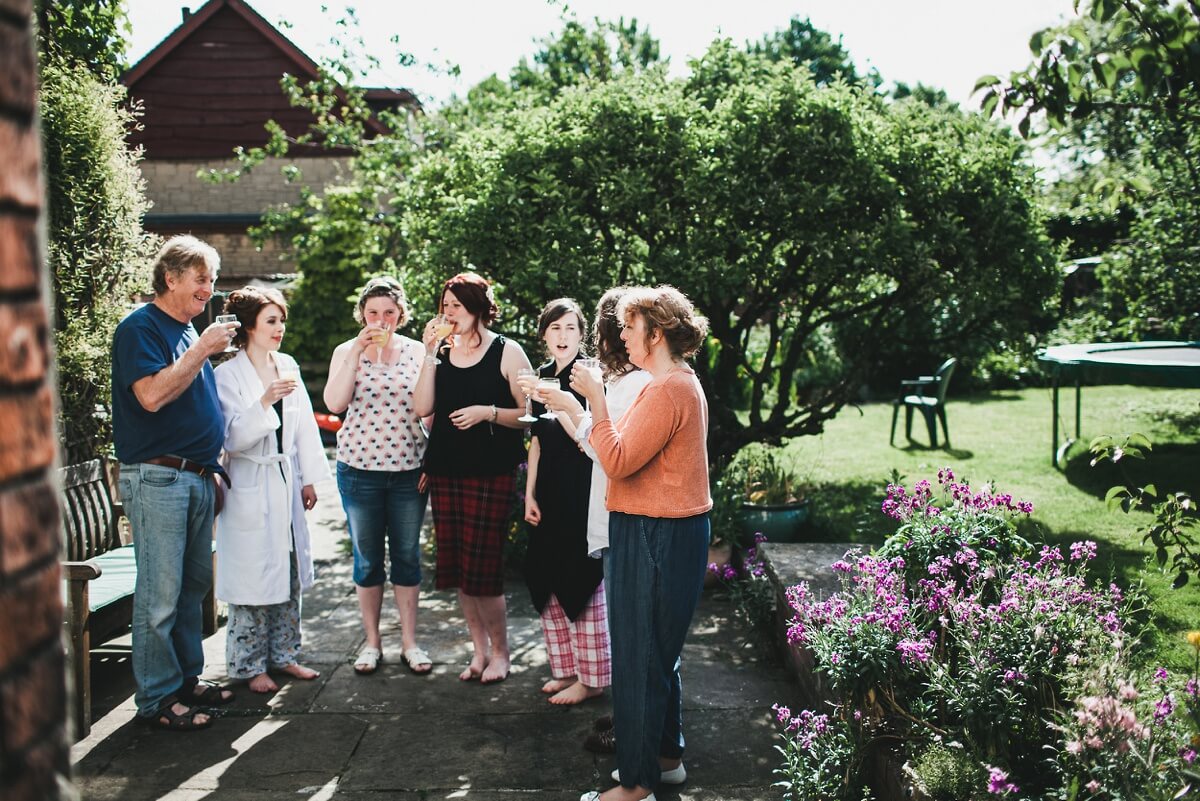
[{"xmin": 231, "ymin": 451, "xmax": 295, "ymax": 529}]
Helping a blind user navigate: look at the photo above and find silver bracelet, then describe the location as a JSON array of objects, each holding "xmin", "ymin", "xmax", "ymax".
[{"xmin": 423, "ymin": 355, "xmax": 439, "ymax": 367}]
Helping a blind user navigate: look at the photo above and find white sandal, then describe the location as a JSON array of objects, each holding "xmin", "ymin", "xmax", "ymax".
[
  {"xmin": 401, "ymin": 645, "xmax": 433, "ymax": 674},
  {"xmin": 353, "ymin": 646, "xmax": 381, "ymax": 675}
]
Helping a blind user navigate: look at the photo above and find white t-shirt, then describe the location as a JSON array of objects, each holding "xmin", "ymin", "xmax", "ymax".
[{"xmin": 574, "ymin": 369, "xmax": 653, "ymax": 557}]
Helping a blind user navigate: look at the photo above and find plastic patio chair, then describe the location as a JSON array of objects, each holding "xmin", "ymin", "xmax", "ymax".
[{"xmin": 889, "ymin": 358, "xmax": 957, "ymax": 448}]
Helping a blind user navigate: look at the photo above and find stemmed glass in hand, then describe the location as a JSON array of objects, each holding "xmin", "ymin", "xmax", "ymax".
[
  {"xmin": 431, "ymin": 315, "xmax": 454, "ymax": 365},
  {"xmin": 536, "ymin": 376, "xmax": 561, "ymax": 420},
  {"xmin": 576, "ymin": 357, "xmax": 603, "ymax": 410},
  {"xmin": 215, "ymin": 314, "xmax": 239, "ymax": 353},
  {"xmin": 517, "ymin": 367, "xmax": 538, "ymax": 423}
]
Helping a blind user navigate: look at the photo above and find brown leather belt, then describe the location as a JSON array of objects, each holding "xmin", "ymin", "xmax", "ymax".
[{"xmin": 144, "ymin": 455, "xmax": 213, "ymax": 477}]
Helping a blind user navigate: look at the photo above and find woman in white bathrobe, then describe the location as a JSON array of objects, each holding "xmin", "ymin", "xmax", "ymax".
[{"xmin": 215, "ymin": 286, "xmax": 331, "ymax": 694}]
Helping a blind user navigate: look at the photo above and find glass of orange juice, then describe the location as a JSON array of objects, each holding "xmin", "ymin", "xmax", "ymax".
[
  {"xmin": 371, "ymin": 322, "xmax": 392, "ymax": 362},
  {"xmin": 432, "ymin": 316, "xmax": 454, "ymax": 365}
]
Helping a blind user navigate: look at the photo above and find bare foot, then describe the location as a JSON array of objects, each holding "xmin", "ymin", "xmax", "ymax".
[
  {"xmin": 280, "ymin": 663, "xmax": 320, "ymax": 680},
  {"xmin": 248, "ymin": 673, "xmax": 278, "ymax": 694},
  {"xmin": 549, "ymin": 681, "xmax": 603, "ymax": 705},
  {"xmin": 459, "ymin": 654, "xmax": 487, "ymax": 682},
  {"xmin": 480, "ymin": 654, "xmax": 510, "ymax": 684},
  {"xmin": 542, "ymin": 677, "xmax": 575, "ymax": 694}
]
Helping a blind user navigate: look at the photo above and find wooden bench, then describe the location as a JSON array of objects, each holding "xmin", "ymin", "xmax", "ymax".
[{"xmin": 60, "ymin": 459, "xmax": 218, "ymax": 738}]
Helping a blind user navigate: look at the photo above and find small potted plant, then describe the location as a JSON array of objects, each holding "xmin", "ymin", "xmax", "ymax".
[{"xmin": 736, "ymin": 446, "xmax": 811, "ymax": 543}]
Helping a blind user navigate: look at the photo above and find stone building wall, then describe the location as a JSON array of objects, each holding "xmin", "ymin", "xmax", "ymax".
[
  {"xmin": 140, "ymin": 156, "xmax": 350, "ymax": 281},
  {"xmin": 140, "ymin": 155, "xmax": 350, "ymax": 214},
  {"xmin": 0, "ymin": 1, "xmax": 70, "ymax": 798}
]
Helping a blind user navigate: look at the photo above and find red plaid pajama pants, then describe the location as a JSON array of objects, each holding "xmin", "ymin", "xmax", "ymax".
[
  {"xmin": 430, "ymin": 473, "xmax": 516, "ymax": 597},
  {"xmin": 540, "ymin": 583, "xmax": 612, "ymax": 688}
]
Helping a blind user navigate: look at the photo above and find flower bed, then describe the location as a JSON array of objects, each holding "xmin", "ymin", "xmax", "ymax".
[{"xmin": 774, "ymin": 469, "xmax": 1200, "ymax": 801}]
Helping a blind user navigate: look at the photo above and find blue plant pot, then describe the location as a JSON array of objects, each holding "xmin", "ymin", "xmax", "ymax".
[{"xmin": 739, "ymin": 501, "xmax": 811, "ymax": 544}]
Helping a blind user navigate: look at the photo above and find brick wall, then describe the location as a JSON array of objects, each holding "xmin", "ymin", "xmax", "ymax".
[
  {"xmin": 0, "ymin": 0, "xmax": 70, "ymax": 798},
  {"xmin": 206, "ymin": 230, "xmax": 291, "ymax": 283},
  {"xmin": 140, "ymin": 155, "xmax": 351, "ymax": 214}
]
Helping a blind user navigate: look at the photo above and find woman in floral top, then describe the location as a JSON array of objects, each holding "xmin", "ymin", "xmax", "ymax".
[{"xmin": 324, "ymin": 276, "xmax": 432, "ymax": 676}]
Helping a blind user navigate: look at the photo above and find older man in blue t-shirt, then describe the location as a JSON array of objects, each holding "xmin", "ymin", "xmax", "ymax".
[{"xmin": 111, "ymin": 235, "xmax": 240, "ymax": 730}]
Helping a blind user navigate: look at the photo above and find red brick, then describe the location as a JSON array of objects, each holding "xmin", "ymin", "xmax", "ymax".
[
  {"xmin": 0, "ymin": 21, "xmax": 35, "ymax": 114},
  {"xmin": 0, "ymin": 116, "xmax": 41, "ymax": 209},
  {"xmin": 0, "ymin": 1, "xmax": 33, "ymax": 21},
  {"xmin": 0, "ymin": 643, "xmax": 65, "ymax": 752},
  {"xmin": 0, "ymin": 385, "xmax": 55, "ymax": 483},
  {"xmin": 0, "ymin": 300, "xmax": 48, "ymax": 384},
  {"xmin": 0, "ymin": 561, "xmax": 60, "ymax": 669},
  {"xmin": 0, "ymin": 479, "xmax": 59, "ymax": 575},
  {"xmin": 0, "ymin": 736, "xmax": 68, "ymax": 801},
  {"xmin": 0, "ymin": 215, "xmax": 40, "ymax": 292}
]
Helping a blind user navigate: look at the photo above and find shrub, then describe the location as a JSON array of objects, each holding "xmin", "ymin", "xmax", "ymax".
[
  {"xmin": 40, "ymin": 58, "xmax": 154, "ymax": 461},
  {"xmin": 775, "ymin": 470, "xmax": 1199, "ymax": 800}
]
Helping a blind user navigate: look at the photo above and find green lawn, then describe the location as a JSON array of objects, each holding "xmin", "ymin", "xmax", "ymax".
[{"xmin": 778, "ymin": 385, "xmax": 1200, "ymax": 668}]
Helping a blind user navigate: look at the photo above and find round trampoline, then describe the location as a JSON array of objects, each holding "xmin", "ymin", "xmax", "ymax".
[{"xmin": 1037, "ymin": 341, "xmax": 1200, "ymax": 465}]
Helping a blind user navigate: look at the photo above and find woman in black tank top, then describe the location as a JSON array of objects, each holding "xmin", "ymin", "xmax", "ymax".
[{"xmin": 413, "ymin": 272, "xmax": 534, "ymax": 684}]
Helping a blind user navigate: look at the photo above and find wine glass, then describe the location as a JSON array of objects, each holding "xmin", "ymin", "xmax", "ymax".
[
  {"xmin": 431, "ymin": 315, "xmax": 454, "ymax": 365},
  {"xmin": 371, "ymin": 321, "xmax": 392, "ymax": 363},
  {"xmin": 215, "ymin": 314, "xmax": 238, "ymax": 353},
  {"xmin": 576, "ymin": 357, "xmax": 603, "ymax": 410},
  {"xmin": 517, "ymin": 367, "xmax": 538, "ymax": 423},
  {"xmin": 536, "ymin": 377, "xmax": 560, "ymax": 420}
]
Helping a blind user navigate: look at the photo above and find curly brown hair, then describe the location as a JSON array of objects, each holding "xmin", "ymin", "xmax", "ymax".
[
  {"xmin": 593, "ymin": 286, "xmax": 634, "ymax": 377},
  {"xmin": 223, "ymin": 285, "xmax": 288, "ymax": 349},
  {"xmin": 618, "ymin": 285, "xmax": 708, "ymax": 360}
]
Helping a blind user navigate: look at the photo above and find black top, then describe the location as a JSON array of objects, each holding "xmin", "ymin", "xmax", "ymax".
[
  {"xmin": 524, "ymin": 357, "xmax": 601, "ymax": 620},
  {"xmin": 423, "ymin": 335, "xmax": 525, "ymax": 477}
]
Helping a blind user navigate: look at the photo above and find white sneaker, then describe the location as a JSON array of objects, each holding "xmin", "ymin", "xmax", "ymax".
[{"xmin": 610, "ymin": 764, "xmax": 686, "ymax": 784}]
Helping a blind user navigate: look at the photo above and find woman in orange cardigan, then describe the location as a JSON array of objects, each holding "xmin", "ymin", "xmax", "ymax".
[{"xmin": 547, "ymin": 285, "xmax": 710, "ymax": 801}]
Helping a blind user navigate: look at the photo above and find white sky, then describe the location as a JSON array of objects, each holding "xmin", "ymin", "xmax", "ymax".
[{"xmin": 125, "ymin": 0, "xmax": 1079, "ymax": 110}]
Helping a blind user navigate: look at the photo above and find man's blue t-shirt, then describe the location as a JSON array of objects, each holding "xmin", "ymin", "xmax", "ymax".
[{"xmin": 111, "ymin": 303, "xmax": 225, "ymax": 468}]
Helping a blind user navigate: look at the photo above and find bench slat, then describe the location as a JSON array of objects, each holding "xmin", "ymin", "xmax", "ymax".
[{"xmin": 87, "ymin": 546, "xmax": 136, "ymax": 613}]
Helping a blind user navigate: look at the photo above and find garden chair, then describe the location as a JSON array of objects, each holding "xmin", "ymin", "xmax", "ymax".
[{"xmin": 889, "ymin": 358, "xmax": 957, "ymax": 448}]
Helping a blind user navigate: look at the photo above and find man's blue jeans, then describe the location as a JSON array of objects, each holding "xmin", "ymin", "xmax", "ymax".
[
  {"xmin": 608, "ymin": 511, "xmax": 709, "ymax": 791},
  {"xmin": 118, "ymin": 463, "xmax": 215, "ymax": 717}
]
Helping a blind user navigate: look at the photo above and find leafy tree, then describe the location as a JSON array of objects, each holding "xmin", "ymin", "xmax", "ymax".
[
  {"xmin": 510, "ymin": 17, "xmax": 661, "ymax": 96},
  {"xmin": 981, "ymin": 0, "xmax": 1200, "ymax": 340},
  {"xmin": 399, "ymin": 42, "xmax": 1056, "ymax": 462},
  {"xmin": 40, "ymin": 59, "xmax": 154, "ymax": 461},
  {"xmin": 35, "ymin": 0, "xmax": 129, "ymax": 80},
  {"xmin": 747, "ymin": 16, "xmax": 880, "ymax": 88}
]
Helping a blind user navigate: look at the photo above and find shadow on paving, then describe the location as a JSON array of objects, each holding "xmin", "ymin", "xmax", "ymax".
[{"xmin": 71, "ymin": 478, "xmax": 798, "ymax": 801}]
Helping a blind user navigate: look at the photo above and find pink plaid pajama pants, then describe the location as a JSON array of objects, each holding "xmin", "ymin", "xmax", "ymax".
[{"xmin": 540, "ymin": 583, "xmax": 612, "ymax": 688}]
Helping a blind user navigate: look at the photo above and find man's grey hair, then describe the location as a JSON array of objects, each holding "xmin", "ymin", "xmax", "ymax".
[{"xmin": 151, "ymin": 235, "xmax": 220, "ymax": 295}]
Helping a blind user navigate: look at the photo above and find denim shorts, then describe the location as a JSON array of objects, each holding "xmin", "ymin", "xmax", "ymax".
[{"xmin": 336, "ymin": 462, "xmax": 427, "ymax": 587}]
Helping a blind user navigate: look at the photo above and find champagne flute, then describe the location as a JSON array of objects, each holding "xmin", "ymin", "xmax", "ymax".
[
  {"xmin": 576, "ymin": 357, "xmax": 603, "ymax": 411},
  {"xmin": 432, "ymin": 315, "xmax": 454, "ymax": 365},
  {"xmin": 371, "ymin": 321, "xmax": 392, "ymax": 363},
  {"xmin": 215, "ymin": 314, "xmax": 238, "ymax": 353},
  {"xmin": 536, "ymin": 377, "xmax": 561, "ymax": 420},
  {"xmin": 517, "ymin": 367, "xmax": 538, "ymax": 423}
]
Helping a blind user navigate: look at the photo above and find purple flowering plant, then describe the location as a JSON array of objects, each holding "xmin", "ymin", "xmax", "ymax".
[
  {"xmin": 773, "ymin": 470, "xmax": 1200, "ymax": 801},
  {"xmin": 709, "ymin": 532, "xmax": 775, "ymax": 631}
]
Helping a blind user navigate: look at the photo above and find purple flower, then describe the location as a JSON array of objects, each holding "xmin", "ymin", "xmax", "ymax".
[
  {"xmin": 1154, "ymin": 693, "xmax": 1175, "ymax": 724},
  {"xmin": 1069, "ymin": 540, "xmax": 1097, "ymax": 562},
  {"xmin": 986, "ymin": 766, "xmax": 1018, "ymax": 795}
]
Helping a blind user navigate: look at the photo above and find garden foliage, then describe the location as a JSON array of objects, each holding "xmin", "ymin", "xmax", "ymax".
[
  {"xmin": 776, "ymin": 469, "xmax": 1200, "ymax": 800},
  {"xmin": 226, "ymin": 15, "xmax": 1056, "ymax": 460},
  {"xmin": 39, "ymin": 58, "xmax": 154, "ymax": 462}
]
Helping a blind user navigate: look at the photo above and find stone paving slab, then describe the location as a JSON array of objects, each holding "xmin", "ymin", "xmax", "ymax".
[{"xmin": 71, "ymin": 469, "xmax": 805, "ymax": 800}]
